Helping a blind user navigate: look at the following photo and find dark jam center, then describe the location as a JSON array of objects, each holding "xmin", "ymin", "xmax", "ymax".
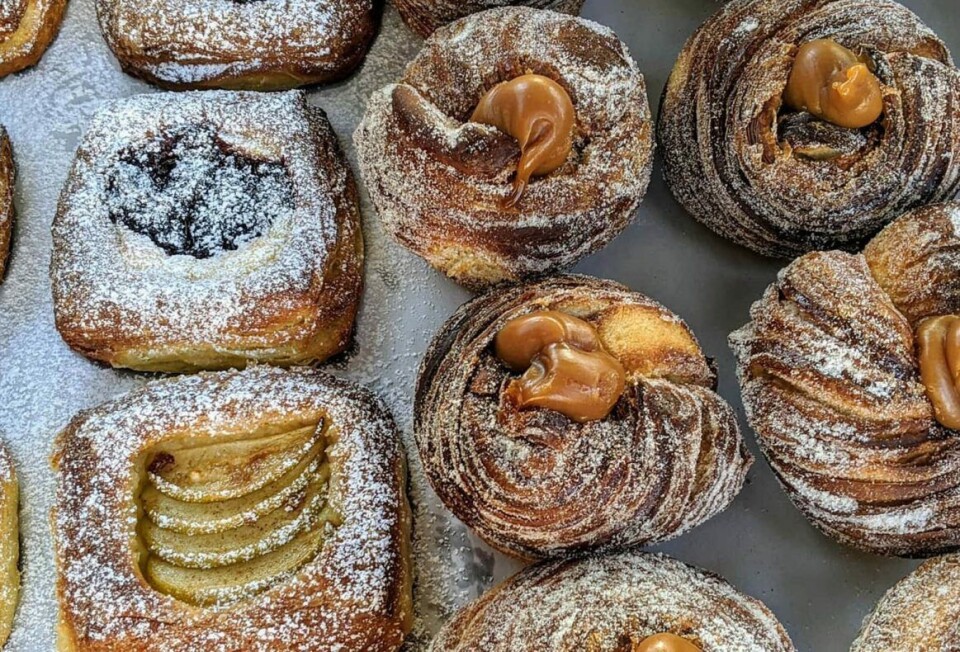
[{"xmin": 105, "ymin": 125, "xmax": 294, "ymax": 259}]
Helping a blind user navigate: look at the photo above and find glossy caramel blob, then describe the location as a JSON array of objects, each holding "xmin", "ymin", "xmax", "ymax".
[
  {"xmin": 494, "ymin": 310, "xmax": 598, "ymax": 370},
  {"xmin": 633, "ymin": 633, "xmax": 702, "ymax": 652},
  {"xmin": 471, "ymin": 74, "xmax": 575, "ymax": 206},
  {"xmin": 495, "ymin": 311, "xmax": 625, "ymax": 423},
  {"xmin": 784, "ymin": 39, "xmax": 884, "ymax": 129},
  {"xmin": 917, "ymin": 315, "xmax": 960, "ymax": 430}
]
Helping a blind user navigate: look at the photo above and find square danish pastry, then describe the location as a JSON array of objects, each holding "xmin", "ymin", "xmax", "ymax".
[
  {"xmin": 52, "ymin": 366, "xmax": 413, "ymax": 652},
  {"xmin": 51, "ymin": 91, "xmax": 363, "ymax": 373}
]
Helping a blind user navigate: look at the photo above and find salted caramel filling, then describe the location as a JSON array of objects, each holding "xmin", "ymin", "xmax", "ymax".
[
  {"xmin": 783, "ymin": 39, "xmax": 883, "ymax": 130},
  {"xmin": 470, "ymin": 74, "xmax": 575, "ymax": 207},
  {"xmin": 494, "ymin": 311, "xmax": 625, "ymax": 423},
  {"xmin": 917, "ymin": 315, "xmax": 960, "ymax": 430},
  {"xmin": 633, "ymin": 633, "xmax": 701, "ymax": 652}
]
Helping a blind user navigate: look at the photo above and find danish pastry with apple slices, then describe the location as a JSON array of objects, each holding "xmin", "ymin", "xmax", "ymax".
[
  {"xmin": 430, "ymin": 550, "xmax": 796, "ymax": 651},
  {"xmin": 96, "ymin": 0, "xmax": 376, "ymax": 90},
  {"xmin": 0, "ymin": 440, "xmax": 18, "ymax": 648},
  {"xmin": 0, "ymin": 0, "xmax": 65, "ymax": 77},
  {"xmin": 50, "ymin": 90, "xmax": 363, "ymax": 373},
  {"xmin": 393, "ymin": 0, "xmax": 583, "ymax": 38},
  {"xmin": 416, "ymin": 275, "xmax": 752, "ymax": 559},
  {"xmin": 355, "ymin": 8, "xmax": 653, "ymax": 290},
  {"xmin": 851, "ymin": 554, "xmax": 960, "ymax": 651},
  {"xmin": 660, "ymin": 0, "xmax": 960, "ymax": 257},
  {"xmin": 0, "ymin": 126, "xmax": 12, "ymax": 281},
  {"xmin": 731, "ymin": 202, "xmax": 960, "ymax": 556},
  {"xmin": 52, "ymin": 366, "xmax": 413, "ymax": 652}
]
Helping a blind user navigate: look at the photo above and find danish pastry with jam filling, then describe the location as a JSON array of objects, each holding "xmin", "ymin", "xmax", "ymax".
[{"xmin": 51, "ymin": 91, "xmax": 363, "ymax": 373}]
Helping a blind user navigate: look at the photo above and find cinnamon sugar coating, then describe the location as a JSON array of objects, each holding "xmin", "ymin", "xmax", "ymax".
[
  {"xmin": 50, "ymin": 91, "xmax": 363, "ymax": 373},
  {"xmin": 96, "ymin": 0, "xmax": 377, "ymax": 90},
  {"xmin": 731, "ymin": 202, "xmax": 960, "ymax": 556},
  {"xmin": 851, "ymin": 554, "xmax": 960, "ymax": 651},
  {"xmin": 53, "ymin": 366, "xmax": 413, "ymax": 652},
  {"xmin": 394, "ymin": 0, "xmax": 583, "ymax": 38},
  {"xmin": 416, "ymin": 275, "xmax": 752, "ymax": 559},
  {"xmin": 0, "ymin": 0, "xmax": 65, "ymax": 77},
  {"xmin": 0, "ymin": 127, "xmax": 12, "ymax": 282},
  {"xmin": 660, "ymin": 0, "xmax": 960, "ymax": 258},
  {"xmin": 354, "ymin": 8, "xmax": 653, "ymax": 290},
  {"xmin": 429, "ymin": 551, "xmax": 795, "ymax": 651}
]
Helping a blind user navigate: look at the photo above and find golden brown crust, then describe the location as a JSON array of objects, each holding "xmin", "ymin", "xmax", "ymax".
[
  {"xmin": 429, "ymin": 550, "xmax": 796, "ymax": 651},
  {"xmin": 50, "ymin": 91, "xmax": 363, "ymax": 373},
  {"xmin": 355, "ymin": 8, "xmax": 653, "ymax": 290},
  {"xmin": 0, "ymin": 127, "xmax": 12, "ymax": 283},
  {"xmin": 0, "ymin": 0, "xmax": 66, "ymax": 77},
  {"xmin": 851, "ymin": 554, "xmax": 960, "ymax": 651},
  {"xmin": 95, "ymin": 0, "xmax": 376, "ymax": 90},
  {"xmin": 864, "ymin": 203, "xmax": 960, "ymax": 324},
  {"xmin": 660, "ymin": 0, "xmax": 960, "ymax": 257},
  {"xmin": 0, "ymin": 440, "xmax": 19, "ymax": 648},
  {"xmin": 731, "ymin": 202, "xmax": 960, "ymax": 557},
  {"xmin": 393, "ymin": 0, "xmax": 583, "ymax": 38},
  {"xmin": 416, "ymin": 275, "xmax": 752, "ymax": 559},
  {"xmin": 53, "ymin": 366, "xmax": 413, "ymax": 652}
]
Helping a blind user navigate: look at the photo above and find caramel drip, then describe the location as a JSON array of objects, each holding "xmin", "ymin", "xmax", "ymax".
[
  {"xmin": 633, "ymin": 633, "xmax": 702, "ymax": 652},
  {"xmin": 784, "ymin": 39, "xmax": 883, "ymax": 129},
  {"xmin": 917, "ymin": 315, "xmax": 960, "ymax": 430},
  {"xmin": 494, "ymin": 310, "xmax": 625, "ymax": 423},
  {"xmin": 471, "ymin": 74, "xmax": 575, "ymax": 207}
]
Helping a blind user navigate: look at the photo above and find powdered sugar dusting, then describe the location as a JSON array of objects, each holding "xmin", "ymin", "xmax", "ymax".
[
  {"xmin": 430, "ymin": 551, "xmax": 796, "ymax": 651},
  {"xmin": 730, "ymin": 203, "xmax": 960, "ymax": 556},
  {"xmin": 851, "ymin": 554, "xmax": 960, "ymax": 650},
  {"xmin": 54, "ymin": 366, "xmax": 410, "ymax": 650},
  {"xmin": 97, "ymin": 0, "xmax": 374, "ymax": 87},
  {"xmin": 354, "ymin": 7, "xmax": 653, "ymax": 287},
  {"xmin": 50, "ymin": 90, "xmax": 360, "ymax": 367},
  {"xmin": 660, "ymin": 0, "xmax": 960, "ymax": 257},
  {"xmin": 0, "ymin": 5, "xmax": 485, "ymax": 649}
]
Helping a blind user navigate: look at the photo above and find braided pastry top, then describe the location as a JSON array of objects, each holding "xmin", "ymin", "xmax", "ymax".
[
  {"xmin": 429, "ymin": 550, "xmax": 796, "ymax": 651},
  {"xmin": 731, "ymin": 203, "xmax": 960, "ymax": 556},
  {"xmin": 660, "ymin": 0, "xmax": 960, "ymax": 257},
  {"xmin": 355, "ymin": 8, "xmax": 653, "ymax": 289},
  {"xmin": 851, "ymin": 554, "xmax": 960, "ymax": 651},
  {"xmin": 416, "ymin": 275, "xmax": 751, "ymax": 559}
]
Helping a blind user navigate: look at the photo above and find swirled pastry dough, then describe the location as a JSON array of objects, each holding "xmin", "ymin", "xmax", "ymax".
[
  {"xmin": 355, "ymin": 8, "xmax": 653, "ymax": 289},
  {"xmin": 416, "ymin": 275, "xmax": 752, "ymax": 558},
  {"xmin": 660, "ymin": 0, "xmax": 960, "ymax": 257},
  {"xmin": 732, "ymin": 203, "xmax": 960, "ymax": 556},
  {"xmin": 430, "ymin": 550, "xmax": 795, "ymax": 651}
]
